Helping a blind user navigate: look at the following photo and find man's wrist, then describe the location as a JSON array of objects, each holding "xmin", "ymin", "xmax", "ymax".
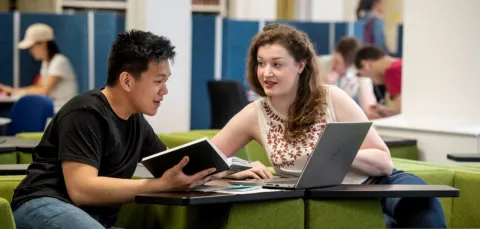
[{"xmin": 145, "ymin": 177, "xmax": 171, "ymax": 193}]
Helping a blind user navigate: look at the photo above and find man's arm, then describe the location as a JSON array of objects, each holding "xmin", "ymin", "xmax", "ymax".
[
  {"xmin": 62, "ymin": 161, "xmax": 166, "ymax": 206},
  {"xmin": 384, "ymin": 62, "xmax": 402, "ymax": 115},
  {"xmin": 20, "ymin": 75, "xmax": 61, "ymax": 95},
  {"xmin": 59, "ymin": 111, "xmax": 166, "ymax": 206},
  {"xmin": 390, "ymin": 95, "xmax": 402, "ymax": 114},
  {"xmin": 60, "ymin": 111, "xmax": 215, "ymax": 207}
]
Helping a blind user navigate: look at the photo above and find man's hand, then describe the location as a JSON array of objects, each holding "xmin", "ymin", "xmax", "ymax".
[
  {"xmin": 372, "ymin": 104, "xmax": 397, "ymax": 117},
  {"xmin": 159, "ymin": 156, "xmax": 216, "ymax": 191},
  {"xmin": 228, "ymin": 161, "xmax": 273, "ymax": 180},
  {"xmin": 365, "ymin": 107, "xmax": 382, "ymax": 120}
]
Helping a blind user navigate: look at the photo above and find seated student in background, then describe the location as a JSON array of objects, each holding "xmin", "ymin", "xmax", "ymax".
[
  {"xmin": 0, "ymin": 23, "xmax": 78, "ymax": 112},
  {"xmin": 10, "ymin": 30, "xmax": 215, "ymax": 229},
  {"xmin": 354, "ymin": 45, "xmax": 401, "ymax": 117},
  {"xmin": 327, "ymin": 36, "xmax": 379, "ymax": 119},
  {"xmin": 211, "ymin": 23, "xmax": 446, "ymax": 228}
]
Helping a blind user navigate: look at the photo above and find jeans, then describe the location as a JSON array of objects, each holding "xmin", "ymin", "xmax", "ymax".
[
  {"xmin": 13, "ymin": 197, "xmax": 123, "ymax": 229},
  {"xmin": 371, "ymin": 169, "xmax": 447, "ymax": 228}
]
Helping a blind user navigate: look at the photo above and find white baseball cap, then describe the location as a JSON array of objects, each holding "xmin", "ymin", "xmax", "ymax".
[{"xmin": 17, "ymin": 23, "xmax": 55, "ymax": 49}]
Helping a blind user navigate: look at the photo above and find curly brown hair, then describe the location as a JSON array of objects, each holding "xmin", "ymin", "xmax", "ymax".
[{"xmin": 246, "ymin": 23, "xmax": 327, "ymax": 142}]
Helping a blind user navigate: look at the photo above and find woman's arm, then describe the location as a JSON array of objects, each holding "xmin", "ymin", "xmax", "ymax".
[
  {"xmin": 330, "ymin": 86, "xmax": 393, "ymax": 176},
  {"xmin": 19, "ymin": 75, "xmax": 61, "ymax": 95},
  {"xmin": 211, "ymin": 102, "xmax": 273, "ymax": 179},
  {"xmin": 211, "ymin": 103, "xmax": 258, "ymax": 158}
]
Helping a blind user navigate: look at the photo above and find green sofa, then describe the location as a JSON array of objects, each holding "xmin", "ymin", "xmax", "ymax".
[{"xmin": 1, "ymin": 131, "xmax": 478, "ymax": 228}]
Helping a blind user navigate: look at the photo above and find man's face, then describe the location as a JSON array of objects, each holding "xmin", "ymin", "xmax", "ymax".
[
  {"xmin": 129, "ymin": 60, "xmax": 171, "ymax": 116},
  {"xmin": 358, "ymin": 60, "xmax": 382, "ymax": 84}
]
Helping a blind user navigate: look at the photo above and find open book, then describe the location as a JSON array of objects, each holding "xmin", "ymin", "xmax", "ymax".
[{"xmin": 141, "ymin": 137, "xmax": 251, "ymax": 178}]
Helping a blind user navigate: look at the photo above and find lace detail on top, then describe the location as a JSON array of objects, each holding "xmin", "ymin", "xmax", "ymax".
[{"xmin": 255, "ymin": 85, "xmax": 368, "ymax": 184}]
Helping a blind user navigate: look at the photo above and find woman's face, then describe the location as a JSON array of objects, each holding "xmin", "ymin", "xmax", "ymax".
[
  {"xmin": 256, "ymin": 43, "xmax": 305, "ymax": 98},
  {"xmin": 331, "ymin": 52, "xmax": 347, "ymax": 76},
  {"xmin": 29, "ymin": 42, "xmax": 47, "ymax": 61},
  {"xmin": 374, "ymin": 0, "xmax": 385, "ymax": 13}
]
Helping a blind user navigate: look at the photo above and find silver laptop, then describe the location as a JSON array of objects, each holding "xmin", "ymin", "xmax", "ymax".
[{"xmin": 229, "ymin": 122, "xmax": 372, "ymax": 190}]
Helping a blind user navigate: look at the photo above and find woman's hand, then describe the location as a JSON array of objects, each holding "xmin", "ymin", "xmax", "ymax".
[
  {"xmin": 228, "ymin": 161, "xmax": 274, "ymax": 180},
  {"xmin": 0, "ymin": 84, "xmax": 14, "ymax": 94}
]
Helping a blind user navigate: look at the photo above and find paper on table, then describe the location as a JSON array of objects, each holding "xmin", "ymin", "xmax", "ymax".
[
  {"xmin": 214, "ymin": 188, "xmax": 283, "ymax": 194},
  {"xmin": 192, "ymin": 185, "xmax": 283, "ymax": 194}
]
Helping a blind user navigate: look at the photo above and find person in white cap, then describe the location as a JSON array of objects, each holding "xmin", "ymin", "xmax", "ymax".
[{"xmin": 0, "ymin": 23, "xmax": 78, "ymax": 112}]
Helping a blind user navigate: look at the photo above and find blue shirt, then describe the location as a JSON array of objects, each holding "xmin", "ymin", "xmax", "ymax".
[{"xmin": 360, "ymin": 12, "xmax": 393, "ymax": 55}]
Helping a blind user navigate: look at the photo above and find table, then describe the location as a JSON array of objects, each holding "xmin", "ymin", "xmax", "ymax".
[
  {"xmin": 306, "ymin": 184, "xmax": 459, "ymax": 199},
  {"xmin": 447, "ymin": 153, "xmax": 480, "ymax": 162},
  {"xmin": 0, "ymin": 163, "xmax": 157, "ymax": 177},
  {"xmin": 0, "ymin": 118, "xmax": 11, "ymax": 126},
  {"xmin": 0, "ymin": 137, "xmax": 40, "ymax": 153},
  {"xmin": 381, "ymin": 136, "xmax": 417, "ymax": 147},
  {"xmin": 0, "ymin": 164, "xmax": 29, "ymax": 175},
  {"xmin": 0, "ymin": 96, "xmax": 19, "ymax": 118},
  {"xmin": 136, "ymin": 189, "xmax": 304, "ymax": 206},
  {"xmin": 136, "ymin": 179, "xmax": 304, "ymax": 206}
]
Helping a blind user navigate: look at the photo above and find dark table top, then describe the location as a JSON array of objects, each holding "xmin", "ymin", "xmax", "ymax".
[
  {"xmin": 447, "ymin": 153, "xmax": 480, "ymax": 162},
  {"xmin": 135, "ymin": 189, "xmax": 305, "ymax": 206},
  {"xmin": 0, "ymin": 164, "xmax": 29, "ymax": 175},
  {"xmin": 306, "ymin": 184, "xmax": 459, "ymax": 199},
  {"xmin": 0, "ymin": 137, "xmax": 39, "ymax": 153},
  {"xmin": 381, "ymin": 136, "xmax": 417, "ymax": 147},
  {"xmin": 0, "ymin": 163, "xmax": 155, "ymax": 177}
]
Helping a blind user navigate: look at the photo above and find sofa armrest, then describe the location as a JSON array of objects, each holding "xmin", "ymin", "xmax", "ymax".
[{"xmin": 0, "ymin": 197, "xmax": 15, "ymax": 229}]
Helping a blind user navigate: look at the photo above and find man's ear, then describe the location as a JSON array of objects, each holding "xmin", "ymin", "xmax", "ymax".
[
  {"xmin": 118, "ymin": 72, "xmax": 133, "ymax": 92},
  {"xmin": 360, "ymin": 60, "xmax": 370, "ymax": 70}
]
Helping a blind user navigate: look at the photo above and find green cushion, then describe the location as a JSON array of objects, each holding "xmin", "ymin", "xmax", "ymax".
[
  {"xmin": 451, "ymin": 170, "xmax": 480, "ymax": 228},
  {"xmin": 0, "ymin": 152, "xmax": 17, "ymax": 164},
  {"xmin": 306, "ymin": 199, "xmax": 385, "ymax": 229},
  {"xmin": 389, "ymin": 145, "xmax": 418, "ymax": 160},
  {"xmin": 0, "ymin": 176, "xmax": 25, "ymax": 202},
  {"xmin": 17, "ymin": 151, "xmax": 32, "ymax": 164},
  {"xmin": 15, "ymin": 132, "xmax": 44, "ymax": 140},
  {"xmin": 394, "ymin": 158, "xmax": 480, "ymax": 228},
  {"xmin": 244, "ymin": 141, "xmax": 270, "ymax": 166},
  {"xmin": 227, "ymin": 199, "xmax": 304, "ymax": 229},
  {"xmin": 0, "ymin": 197, "xmax": 15, "ymax": 229}
]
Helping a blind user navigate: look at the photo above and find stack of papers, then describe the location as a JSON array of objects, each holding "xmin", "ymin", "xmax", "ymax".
[{"xmin": 192, "ymin": 185, "xmax": 282, "ymax": 194}]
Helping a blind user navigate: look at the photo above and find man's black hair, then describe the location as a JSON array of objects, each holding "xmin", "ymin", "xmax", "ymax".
[
  {"xmin": 106, "ymin": 30, "xmax": 176, "ymax": 86},
  {"xmin": 354, "ymin": 45, "xmax": 385, "ymax": 69}
]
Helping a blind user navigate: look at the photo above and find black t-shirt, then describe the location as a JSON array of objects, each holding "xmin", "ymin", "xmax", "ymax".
[{"xmin": 10, "ymin": 88, "xmax": 167, "ymax": 225}]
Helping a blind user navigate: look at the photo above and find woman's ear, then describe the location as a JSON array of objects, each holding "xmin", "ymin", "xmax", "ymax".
[{"xmin": 298, "ymin": 60, "xmax": 307, "ymax": 74}]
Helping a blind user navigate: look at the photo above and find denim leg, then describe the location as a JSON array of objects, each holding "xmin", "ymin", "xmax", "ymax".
[
  {"xmin": 13, "ymin": 197, "xmax": 106, "ymax": 229},
  {"xmin": 373, "ymin": 170, "xmax": 446, "ymax": 228},
  {"xmin": 383, "ymin": 213, "xmax": 398, "ymax": 228},
  {"xmin": 89, "ymin": 215, "xmax": 124, "ymax": 229}
]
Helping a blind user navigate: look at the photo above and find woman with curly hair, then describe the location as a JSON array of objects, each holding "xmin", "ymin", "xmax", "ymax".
[{"xmin": 211, "ymin": 23, "xmax": 446, "ymax": 228}]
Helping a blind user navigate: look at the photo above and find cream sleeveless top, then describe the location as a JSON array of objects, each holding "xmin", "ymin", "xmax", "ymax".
[{"xmin": 255, "ymin": 85, "xmax": 369, "ymax": 184}]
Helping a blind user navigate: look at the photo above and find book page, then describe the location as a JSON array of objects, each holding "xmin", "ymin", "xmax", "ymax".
[{"xmin": 192, "ymin": 184, "xmax": 283, "ymax": 194}]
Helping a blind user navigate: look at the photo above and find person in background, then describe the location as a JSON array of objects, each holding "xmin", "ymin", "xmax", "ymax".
[
  {"xmin": 354, "ymin": 45, "xmax": 402, "ymax": 117},
  {"xmin": 327, "ymin": 37, "xmax": 379, "ymax": 120},
  {"xmin": 356, "ymin": 0, "xmax": 394, "ymax": 56},
  {"xmin": 0, "ymin": 23, "xmax": 78, "ymax": 112}
]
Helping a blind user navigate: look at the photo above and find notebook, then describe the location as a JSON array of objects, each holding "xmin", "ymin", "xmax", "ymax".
[{"xmin": 141, "ymin": 137, "xmax": 251, "ymax": 178}]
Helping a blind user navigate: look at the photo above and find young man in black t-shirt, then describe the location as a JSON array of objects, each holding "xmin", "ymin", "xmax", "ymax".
[{"xmin": 10, "ymin": 30, "xmax": 216, "ymax": 229}]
